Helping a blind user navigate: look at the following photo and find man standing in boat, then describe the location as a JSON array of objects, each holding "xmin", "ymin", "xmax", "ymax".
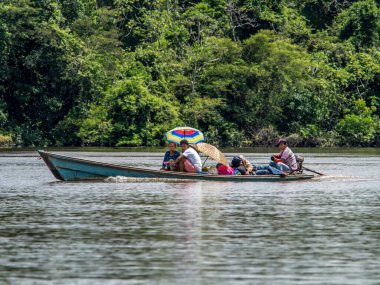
[
  {"xmin": 175, "ymin": 139, "xmax": 202, "ymax": 173},
  {"xmin": 270, "ymin": 138, "xmax": 298, "ymax": 175}
]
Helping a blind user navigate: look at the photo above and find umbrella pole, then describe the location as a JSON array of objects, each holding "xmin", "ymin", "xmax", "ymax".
[{"xmin": 202, "ymin": 156, "xmax": 209, "ymax": 167}]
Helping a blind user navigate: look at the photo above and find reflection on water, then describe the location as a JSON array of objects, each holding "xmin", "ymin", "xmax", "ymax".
[{"xmin": 0, "ymin": 151, "xmax": 380, "ymax": 285}]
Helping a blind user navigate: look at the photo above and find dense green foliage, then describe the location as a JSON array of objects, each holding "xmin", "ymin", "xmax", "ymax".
[{"xmin": 0, "ymin": 0, "xmax": 379, "ymax": 147}]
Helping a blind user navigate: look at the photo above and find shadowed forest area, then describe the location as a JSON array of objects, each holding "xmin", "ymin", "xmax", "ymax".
[{"xmin": 0, "ymin": 0, "xmax": 379, "ymax": 147}]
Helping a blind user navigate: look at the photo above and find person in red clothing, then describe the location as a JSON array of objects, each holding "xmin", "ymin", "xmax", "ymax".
[{"xmin": 269, "ymin": 138, "xmax": 297, "ymax": 175}]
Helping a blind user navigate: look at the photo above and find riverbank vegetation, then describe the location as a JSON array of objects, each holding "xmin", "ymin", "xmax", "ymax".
[{"xmin": 0, "ymin": 0, "xmax": 379, "ymax": 147}]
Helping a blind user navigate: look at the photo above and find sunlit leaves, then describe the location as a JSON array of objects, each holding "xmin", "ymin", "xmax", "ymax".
[{"xmin": 337, "ymin": 99, "xmax": 379, "ymax": 145}]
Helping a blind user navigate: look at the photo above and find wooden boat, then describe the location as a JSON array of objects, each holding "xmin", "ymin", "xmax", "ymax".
[{"xmin": 38, "ymin": 150, "xmax": 314, "ymax": 182}]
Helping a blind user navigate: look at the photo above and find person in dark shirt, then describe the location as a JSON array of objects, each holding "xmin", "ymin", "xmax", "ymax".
[
  {"xmin": 230, "ymin": 155, "xmax": 254, "ymax": 175},
  {"xmin": 230, "ymin": 156, "xmax": 246, "ymax": 175},
  {"xmin": 161, "ymin": 141, "xmax": 180, "ymax": 170}
]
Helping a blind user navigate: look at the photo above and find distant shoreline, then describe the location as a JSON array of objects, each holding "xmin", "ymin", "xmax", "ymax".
[{"xmin": 1, "ymin": 146, "xmax": 380, "ymax": 155}]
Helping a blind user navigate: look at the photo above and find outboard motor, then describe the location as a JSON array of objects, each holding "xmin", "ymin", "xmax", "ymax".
[{"xmin": 296, "ymin": 155, "xmax": 304, "ymax": 173}]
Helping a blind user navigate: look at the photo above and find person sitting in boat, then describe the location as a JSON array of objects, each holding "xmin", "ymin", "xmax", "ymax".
[
  {"xmin": 161, "ymin": 141, "xmax": 180, "ymax": 171},
  {"xmin": 230, "ymin": 155, "xmax": 254, "ymax": 175},
  {"xmin": 269, "ymin": 138, "xmax": 297, "ymax": 176},
  {"xmin": 230, "ymin": 156, "xmax": 247, "ymax": 175},
  {"xmin": 175, "ymin": 139, "xmax": 202, "ymax": 173},
  {"xmin": 240, "ymin": 155, "xmax": 254, "ymax": 174}
]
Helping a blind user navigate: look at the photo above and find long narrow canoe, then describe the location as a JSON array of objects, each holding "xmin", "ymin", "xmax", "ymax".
[{"xmin": 38, "ymin": 150, "xmax": 314, "ymax": 182}]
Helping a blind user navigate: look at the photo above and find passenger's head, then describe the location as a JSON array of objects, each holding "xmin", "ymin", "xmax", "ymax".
[
  {"xmin": 168, "ymin": 141, "xmax": 177, "ymax": 151},
  {"xmin": 180, "ymin": 139, "xmax": 189, "ymax": 151},
  {"xmin": 275, "ymin": 138, "xmax": 287, "ymax": 150},
  {"xmin": 231, "ymin": 156, "xmax": 243, "ymax": 168}
]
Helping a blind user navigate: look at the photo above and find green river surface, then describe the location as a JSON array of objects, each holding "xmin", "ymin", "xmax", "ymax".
[{"xmin": 0, "ymin": 148, "xmax": 379, "ymax": 285}]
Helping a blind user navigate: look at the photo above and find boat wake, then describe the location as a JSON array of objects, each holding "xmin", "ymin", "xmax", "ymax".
[
  {"xmin": 316, "ymin": 175, "xmax": 379, "ymax": 182},
  {"xmin": 104, "ymin": 176, "xmax": 188, "ymax": 183}
]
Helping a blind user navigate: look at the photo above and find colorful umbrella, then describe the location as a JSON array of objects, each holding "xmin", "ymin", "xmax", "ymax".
[
  {"xmin": 196, "ymin": 142, "xmax": 228, "ymax": 166},
  {"xmin": 165, "ymin": 127, "xmax": 205, "ymax": 145}
]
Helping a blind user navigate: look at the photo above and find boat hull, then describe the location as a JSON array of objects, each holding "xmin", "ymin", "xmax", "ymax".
[{"xmin": 38, "ymin": 150, "xmax": 314, "ymax": 182}]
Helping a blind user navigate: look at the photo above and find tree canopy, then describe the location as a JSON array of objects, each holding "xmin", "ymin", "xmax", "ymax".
[{"xmin": 0, "ymin": 0, "xmax": 379, "ymax": 147}]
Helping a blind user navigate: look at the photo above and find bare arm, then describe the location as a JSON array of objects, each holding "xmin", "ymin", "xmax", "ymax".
[{"xmin": 175, "ymin": 153, "xmax": 185, "ymax": 163}]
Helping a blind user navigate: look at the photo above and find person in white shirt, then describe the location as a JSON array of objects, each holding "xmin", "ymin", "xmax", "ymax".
[{"xmin": 175, "ymin": 139, "xmax": 202, "ymax": 173}]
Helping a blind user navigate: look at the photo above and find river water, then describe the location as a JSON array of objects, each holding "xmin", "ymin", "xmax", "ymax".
[{"xmin": 1, "ymin": 150, "xmax": 380, "ymax": 285}]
